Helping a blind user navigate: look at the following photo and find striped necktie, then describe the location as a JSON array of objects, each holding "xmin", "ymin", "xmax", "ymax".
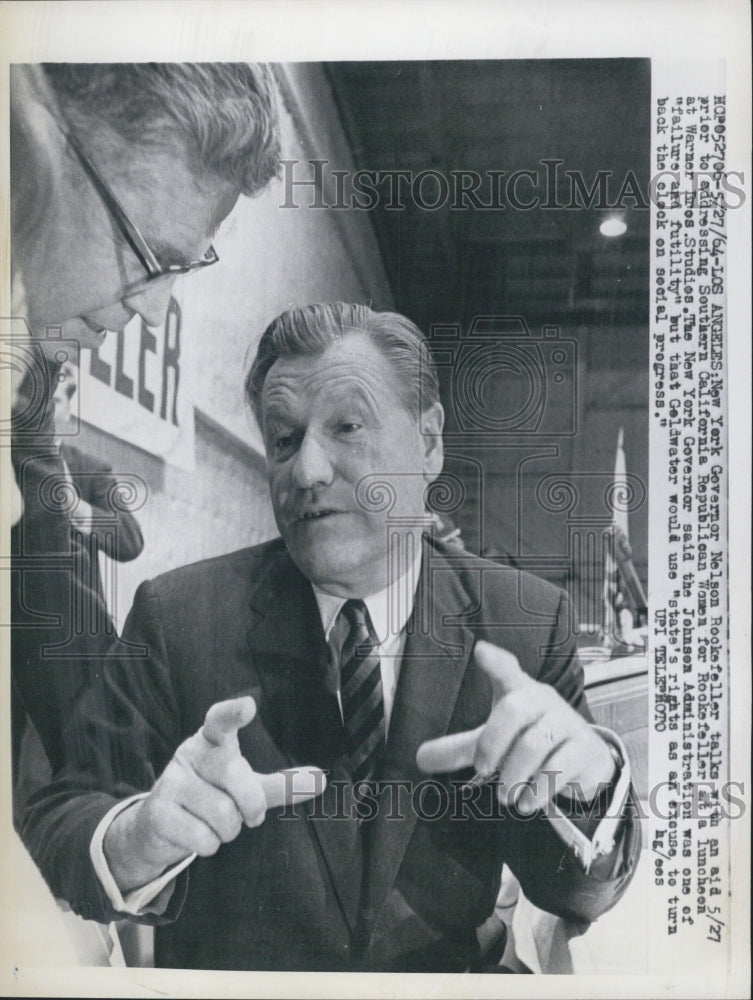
[{"xmin": 338, "ymin": 599, "xmax": 386, "ymax": 783}]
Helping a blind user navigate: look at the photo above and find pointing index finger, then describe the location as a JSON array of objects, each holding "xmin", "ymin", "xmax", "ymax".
[
  {"xmin": 256, "ymin": 767, "xmax": 328, "ymax": 810},
  {"xmin": 415, "ymin": 725, "xmax": 484, "ymax": 774}
]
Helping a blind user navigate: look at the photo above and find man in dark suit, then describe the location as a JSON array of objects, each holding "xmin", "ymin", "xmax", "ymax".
[
  {"xmin": 14, "ymin": 364, "xmax": 145, "ymax": 818},
  {"xmin": 10, "ymin": 61, "xmax": 280, "ymax": 783},
  {"xmin": 53, "ymin": 362, "xmax": 145, "ymax": 582},
  {"xmin": 22, "ymin": 302, "xmax": 641, "ymax": 972}
]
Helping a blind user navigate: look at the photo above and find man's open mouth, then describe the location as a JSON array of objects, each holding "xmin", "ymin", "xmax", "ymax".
[{"xmin": 298, "ymin": 510, "xmax": 338, "ymax": 522}]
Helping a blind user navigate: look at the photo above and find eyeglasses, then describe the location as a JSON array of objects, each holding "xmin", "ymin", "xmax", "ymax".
[{"xmin": 63, "ymin": 128, "xmax": 219, "ymax": 295}]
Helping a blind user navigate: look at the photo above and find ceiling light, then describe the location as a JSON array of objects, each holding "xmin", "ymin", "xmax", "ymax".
[{"xmin": 600, "ymin": 217, "xmax": 627, "ymax": 237}]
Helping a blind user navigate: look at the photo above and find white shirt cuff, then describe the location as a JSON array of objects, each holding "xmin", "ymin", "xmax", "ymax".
[
  {"xmin": 546, "ymin": 725, "xmax": 633, "ymax": 873},
  {"xmin": 90, "ymin": 794, "xmax": 196, "ymax": 916}
]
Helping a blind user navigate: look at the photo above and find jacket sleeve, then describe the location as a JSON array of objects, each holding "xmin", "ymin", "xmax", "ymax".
[
  {"xmin": 11, "ymin": 364, "xmax": 115, "ymax": 776},
  {"xmin": 499, "ymin": 587, "xmax": 643, "ymax": 924},
  {"xmin": 65, "ymin": 447, "xmax": 145, "ymax": 562},
  {"xmin": 19, "ymin": 579, "xmax": 189, "ymax": 926}
]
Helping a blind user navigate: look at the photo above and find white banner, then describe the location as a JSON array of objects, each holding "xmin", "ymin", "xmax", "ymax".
[{"xmin": 77, "ymin": 294, "xmax": 195, "ymax": 470}]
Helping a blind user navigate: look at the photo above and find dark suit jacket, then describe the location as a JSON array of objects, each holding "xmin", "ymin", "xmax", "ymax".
[
  {"xmin": 58, "ymin": 443, "xmax": 144, "ymax": 637},
  {"xmin": 11, "ymin": 358, "xmax": 117, "ymax": 784},
  {"xmin": 13, "ymin": 442, "xmax": 145, "ymax": 821},
  {"xmin": 61, "ymin": 444, "xmax": 144, "ymax": 565},
  {"xmin": 22, "ymin": 536, "xmax": 641, "ymax": 972}
]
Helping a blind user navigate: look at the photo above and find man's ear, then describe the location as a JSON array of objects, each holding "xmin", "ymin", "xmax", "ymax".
[{"xmin": 420, "ymin": 401, "xmax": 445, "ymax": 481}]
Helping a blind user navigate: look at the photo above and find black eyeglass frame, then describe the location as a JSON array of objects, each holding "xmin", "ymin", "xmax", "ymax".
[{"xmin": 63, "ymin": 128, "xmax": 220, "ymax": 294}]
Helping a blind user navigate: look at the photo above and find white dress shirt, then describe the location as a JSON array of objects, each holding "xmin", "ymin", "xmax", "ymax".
[{"xmin": 91, "ymin": 549, "xmax": 631, "ymax": 914}]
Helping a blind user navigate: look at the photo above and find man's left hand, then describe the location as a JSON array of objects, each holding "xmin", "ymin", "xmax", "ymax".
[{"xmin": 416, "ymin": 640, "xmax": 616, "ymax": 814}]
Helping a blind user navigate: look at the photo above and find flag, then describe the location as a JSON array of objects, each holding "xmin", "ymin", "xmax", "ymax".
[{"xmin": 602, "ymin": 428, "xmax": 628, "ymax": 644}]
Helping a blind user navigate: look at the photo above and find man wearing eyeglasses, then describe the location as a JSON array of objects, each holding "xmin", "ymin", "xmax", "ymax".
[
  {"xmin": 8, "ymin": 63, "xmax": 281, "ymax": 798},
  {"xmin": 11, "ymin": 63, "xmax": 278, "ymax": 349}
]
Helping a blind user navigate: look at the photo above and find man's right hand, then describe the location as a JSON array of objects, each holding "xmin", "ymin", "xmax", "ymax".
[{"xmin": 103, "ymin": 696, "xmax": 326, "ymax": 894}]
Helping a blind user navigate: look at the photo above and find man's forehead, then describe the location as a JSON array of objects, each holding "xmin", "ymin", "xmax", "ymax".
[{"xmin": 262, "ymin": 335, "xmax": 396, "ymax": 404}]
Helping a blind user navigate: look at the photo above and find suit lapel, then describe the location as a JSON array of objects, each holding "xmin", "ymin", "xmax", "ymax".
[
  {"xmin": 246, "ymin": 549, "xmax": 363, "ymax": 933},
  {"xmin": 365, "ymin": 541, "xmax": 476, "ymax": 923}
]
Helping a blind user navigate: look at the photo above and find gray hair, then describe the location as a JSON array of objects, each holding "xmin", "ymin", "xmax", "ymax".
[
  {"xmin": 245, "ymin": 302, "xmax": 440, "ymax": 426},
  {"xmin": 42, "ymin": 62, "xmax": 280, "ymax": 196}
]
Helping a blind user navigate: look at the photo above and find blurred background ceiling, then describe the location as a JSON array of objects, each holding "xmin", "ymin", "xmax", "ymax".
[
  {"xmin": 323, "ymin": 60, "xmax": 651, "ymax": 602},
  {"xmin": 325, "ymin": 59, "xmax": 651, "ymax": 335}
]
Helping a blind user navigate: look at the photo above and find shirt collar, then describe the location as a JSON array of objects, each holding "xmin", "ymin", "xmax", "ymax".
[{"xmin": 312, "ymin": 546, "xmax": 423, "ymax": 647}]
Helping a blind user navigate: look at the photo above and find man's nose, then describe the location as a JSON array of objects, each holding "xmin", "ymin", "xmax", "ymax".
[
  {"xmin": 291, "ymin": 431, "xmax": 334, "ymax": 490},
  {"xmin": 122, "ymin": 276, "xmax": 177, "ymax": 328}
]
